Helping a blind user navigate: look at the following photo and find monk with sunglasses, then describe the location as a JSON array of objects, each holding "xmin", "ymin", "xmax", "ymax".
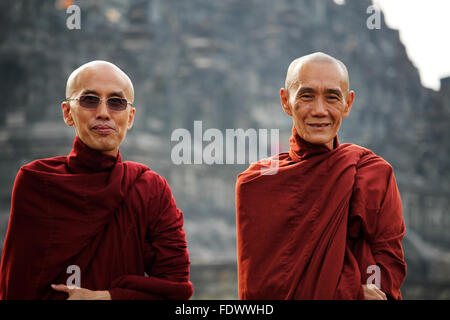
[{"xmin": 0, "ymin": 60, "xmax": 193, "ymax": 300}]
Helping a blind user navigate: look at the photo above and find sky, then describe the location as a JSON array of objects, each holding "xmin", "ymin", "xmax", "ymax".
[{"xmin": 371, "ymin": 0, "xmax": 450, "ymax": 91}]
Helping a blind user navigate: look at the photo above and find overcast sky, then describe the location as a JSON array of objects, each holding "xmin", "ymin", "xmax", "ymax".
[{"xmin": 372, "ymin": 0, "xmax": 450, "ymax": 91}]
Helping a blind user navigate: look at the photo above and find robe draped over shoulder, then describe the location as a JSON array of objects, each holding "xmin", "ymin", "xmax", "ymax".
[
  {"xmin": 0, "ymin": 136, "xmax": 193, "ymax": 300},
  {"xmin": 236, "ymin": 127, "xmax": 406, "ymax": 299}
]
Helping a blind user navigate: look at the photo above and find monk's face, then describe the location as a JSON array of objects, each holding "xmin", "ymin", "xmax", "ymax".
[
  {"xmin": 62, "ymin": 63, "xmax": 135, "ymax": 156},
  {"xmin": 280, "ymin": 61, "xmax": 354, "ymax": 149}
]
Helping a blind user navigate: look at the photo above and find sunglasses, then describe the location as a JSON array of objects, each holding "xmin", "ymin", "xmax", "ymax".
[{"xmin": 66, "ymin": 95, "xmax": 132, "ymax": 111}]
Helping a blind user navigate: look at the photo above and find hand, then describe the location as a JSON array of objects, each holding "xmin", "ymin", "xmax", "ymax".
[
  {"xmin": 362, "ymin": 284, "xmax": 387, "ymax": 300},
  {"xmin": 51, "ymin": 284, "xmax": 111, "ymax": 300}
]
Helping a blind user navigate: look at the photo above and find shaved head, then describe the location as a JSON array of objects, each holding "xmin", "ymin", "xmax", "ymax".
[
  {"xmin": 280, "ymin": 52, "xmax": 355, "ymax": 150},
  {"xmin": 62, "ymin": 60, "xmax": 136, "ymax": 156},
  {"xmin": 285, "ymin": 52, "xmax": 349, "ymax": 95},
  {"xmin": 65, "ymin": 60, "xmax": 134, "ymax": 102}
]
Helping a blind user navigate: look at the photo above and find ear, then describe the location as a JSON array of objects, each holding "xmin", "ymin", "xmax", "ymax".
[
  {"xmin": 62, "ymin": 101, "xmax": 74, "ymax": 126},
  {"xmin": 280, "ymin": 88, "xmax": 293, "ymax": 116},
  {"xmin": 127, "ymin": 107, "xmax": 136, "ymax": 130},
  {"xmin": 342, "ymin": 90, "xmax": 355, "ymax": 118}
]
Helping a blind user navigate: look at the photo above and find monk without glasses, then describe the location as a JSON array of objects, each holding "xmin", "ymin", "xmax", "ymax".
[
  {"xmin": 236, "ymin": 52, "xmax": 406, "ymax": 300},
  {"xmin": 0, "ymin": 61, "xmax": 193, "ymax": 300}
]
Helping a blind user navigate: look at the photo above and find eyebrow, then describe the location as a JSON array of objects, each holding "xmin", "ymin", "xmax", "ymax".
[
  {"xmin": 324, "ymin": 88, "xmax": 343, "ymax": 97},
  {"xmin": 81, "ymin": 89, "xmax": 126, "ymax": 98},
  {"xmin": 296, "ymin": 87, "xmax": 343, "ymax": 99},
  {"xmin": 295, "ymin": 87, "xmax": 315, "ymax": 99}
]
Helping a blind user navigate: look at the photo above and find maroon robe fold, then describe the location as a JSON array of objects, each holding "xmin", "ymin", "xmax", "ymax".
[
  {"xmin": 236, "ymin": 127, "xmax": 406, "ymax": 299},
  {"xmin": 0, "ymin": 136, "xmax": 193, "ymax": 300}
]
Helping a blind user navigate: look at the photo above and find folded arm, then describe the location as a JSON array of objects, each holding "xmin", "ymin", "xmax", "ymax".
[
  {"xmin": 350, "ymin": 156, "xmax": 407, "ymax": 300},
  {"xmin": 108, "ymin": 177, "xmax": 193, "ymax": 300}
]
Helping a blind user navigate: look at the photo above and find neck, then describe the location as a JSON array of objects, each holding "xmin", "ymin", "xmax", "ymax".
[
  {"xmin": 325, "ymin": 139, "xmax": 335, "ymax": 150},
  {"xmin": 101, "ymin": 148, "xmax": 119, "ymax": 157},
  {"xmin": 288, "ymin": 126, "xmax": 340, "ymax": 162},
  {"xmin": 67, "ymin": 136, "xmax": 121, "ymax": 173}
]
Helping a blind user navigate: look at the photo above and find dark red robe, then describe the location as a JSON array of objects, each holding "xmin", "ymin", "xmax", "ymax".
[
  {"xmin": 236, "ymin": 127, "xmax": 406, "ymax": 299},
  {"xmin": 0, "ymin": 136, "xmax": 193, "ymax": 300}
]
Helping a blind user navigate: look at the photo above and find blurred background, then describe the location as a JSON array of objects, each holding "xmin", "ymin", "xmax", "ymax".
[{"xmin": 0, "ymin": 0, "xmax": 449, "ymax": 299}]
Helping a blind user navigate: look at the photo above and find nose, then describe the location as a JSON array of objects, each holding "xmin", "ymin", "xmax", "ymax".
[
  {"xmin": 95, "ymin": 98, "xmax": 111, "ymax": 120},
  {"xmin": 310, "ymin": 97, "xmax": 328, "ymax": 117}
]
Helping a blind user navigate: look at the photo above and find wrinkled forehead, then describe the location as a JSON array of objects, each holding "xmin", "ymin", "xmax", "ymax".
[
  {"xmin": 294, "ymin": 61, "xmax": 348, "ymax": 92},
  {"xmin": 291, "ymin": 60, "xmax": 349, "ymax": 93}
]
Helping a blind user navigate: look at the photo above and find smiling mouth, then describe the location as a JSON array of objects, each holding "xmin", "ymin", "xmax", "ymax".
[{"xmin": 307, "ymin": 123, "xmax": 331, "ymax": 128}]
